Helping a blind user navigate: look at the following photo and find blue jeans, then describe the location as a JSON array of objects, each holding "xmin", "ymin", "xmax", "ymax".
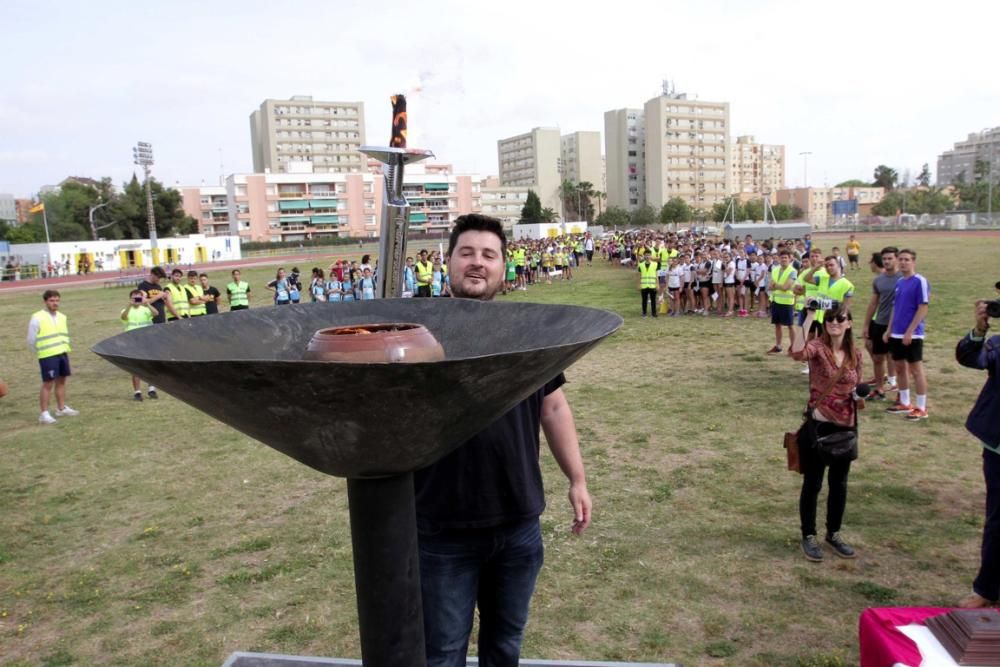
[
  {"xmin": 974, "ymin": 447, "xmax": 1000, "ymax": 601},
  {"xmin": 419, "ymin": 517, "xmax": 544, "ymax": 667}
]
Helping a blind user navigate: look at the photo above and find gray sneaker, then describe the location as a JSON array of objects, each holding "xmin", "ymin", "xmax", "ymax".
[
  {"xmin": 801, "ymin": 535, "xmax": 823, "ymax": 562},
  {"xmin": 825, "ymin": 532, "xmax": 857, "ymax": 559}
]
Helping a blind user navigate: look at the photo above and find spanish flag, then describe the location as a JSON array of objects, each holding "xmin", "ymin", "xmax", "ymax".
[{"xmin": 29, "ymin": 202, "xmax": 45, "ymax": 214}]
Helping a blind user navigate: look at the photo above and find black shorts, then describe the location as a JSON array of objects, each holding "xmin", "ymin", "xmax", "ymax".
[
  {"xmin": 515, "ymin": 266, "xmax": 524, "ymax": 275},
  {"xmin": 39, "ymin": 353, "xmax": 71, "ymax": 382},
  {"xmin": 869, "ymin": 322, "xmax": 890, "ymax": 355},
  {"xmin": 771, "ymin": 303, "xmax": 794, "ymax": 326},
  {"xmin": 668, "ymin": 287, "xmax": 680, "ymax": 293},
  {"xmin": 743, "ymin": 279, "xmax": 754, "ymax": 288},
  {"xmin": 890, "ymin": 337, "xmax": 924, "ymax": 363}
]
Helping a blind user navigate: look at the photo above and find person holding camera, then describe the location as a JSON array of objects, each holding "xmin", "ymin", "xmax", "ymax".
[
  {"xmin": 790, "ymin": 303, "xmax": 864, "ymax": 562},
  {"xmin": 120, "ymin": 289, "xmax": 159, "ymax": 401},
  {"xmin": 955, "ymin": 295, "xmax": 1000, "ymax": 608}
]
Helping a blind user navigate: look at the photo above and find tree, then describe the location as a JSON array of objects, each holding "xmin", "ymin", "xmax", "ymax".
[
  {"xmin": 629, "ymin": 205, "xmax": 656, "ymax": 227},
  {"xmin": 540, "ymin": 207, "xmax": 558, "ymax": 223},
  {"xmin": 520, "ymin": 190, "xmax": 543, "ymax": 224},
  {"xmin": 710, "ymin": 198, "xmax": 742, "ymax": 223},
  {"xmin": 0, "ymin": 220, "xmax": 43, "ymax": 243},
  {"xmin": 916, "ymin": 163, "xmax": 931, "ymax": 188},
  {"xmin": 576, "ymin": 181, "xmax": 596, "ymax": 222},
  {"xmin": 595, "ymin": 206, "xmax": 629, "ymax": 228},
  {"xmin": 593, "ymin": 190, "xmax": 606, "ymax": 219},
  {"xmin": 771, "ymin": 203, "xmax": 794, "ymax": 221},
  {"xmin": 872, "ymin": 165, "xmax": 898, "ymax": 191},
  {"xmin": 743, "ymin": 199, "xmax": 765, "ymax": 222},
  {"xmin": 559, "ymin": 180, "xmax": 580, "ymax": 221},
  {"xmin": 871, "ymin": 188, "xmax": 956, "ymax": 216},
  {"xmin": 835, "ymin": 179, "xmax": 870, "ymax": 188},
  {"xmin": 659, "ymin": 197, "xmax": 691, "ymax": 224},
  {"xmin": 974, "ymin": 159, "xmax": 991, "ymax": 183}
]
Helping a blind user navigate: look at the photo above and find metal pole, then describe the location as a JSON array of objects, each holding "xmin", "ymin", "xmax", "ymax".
[
  {"xmin": 42, "ymin": 206, "xmax": 51, "ymax": 244},
  {"xmin": 89, "ymin": 202, "xmax": 110, "ymax": 241},
  {"xmin": 145, "ymin": 164, "xmax": 158, "ymax": 248}
]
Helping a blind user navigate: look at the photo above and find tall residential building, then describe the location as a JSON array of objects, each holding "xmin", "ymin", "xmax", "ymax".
[
  {"xmin": 178, "ymin": 163, "xmax": 478, "ymax": 242},
  {"xmin": 250, "ymin": 95, "xmax": 366, "ymax": 174},
  {"xmin": 497, "ymin": 127, "xmax": 562, "ymax": 215},
  {"xmin": 730, "ymin": 135, "xmax": 785, "ymax": 198},
  {"xmin": 644, "ymin": 88, "xmax": 730, "ymax": 211},
  {"xmin": 560, "ymin": 131, "xmax": 604, "ymax": 189},
  {"xmin": 937, "ymin": 127, "xmax": 1000, "ymax": 185},
  {"xmin": 0, "ymin": 194, "xmax": 15, "ymax": 223},
  {"xmin": 604, "ymin": 109, "xmax": 645, "ymax": 211},
  {"xmin": 479, "ymin": 176, "xmax": 531, "ymax": 230}
]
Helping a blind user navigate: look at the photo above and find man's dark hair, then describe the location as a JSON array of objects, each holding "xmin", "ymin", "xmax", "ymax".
[
  {"xmin": 447, "ymin": 214, "xmax": 507, "ymax": 258},
  {"xmin": 199, "ymin": 272, "xmax": 208, "ymax": 279},
  {"xmin": 899, "ymin": 248, "xmax": 916, "ymax": 260},
  {"xmin": 171, "ymin": 268, "xmax": 183, "ymax": 276},
  {"xmin": 187, "ymin": 270, "xmax": 198, "ymax": 278},
  {"xmin": 42, "ymin": 289, "xmax": 60, "ymax": 301},
  {"xmin": 150, "ymin": 266, "xmax": 166, "ymax": 279},
  {"xmin": 881, "ymin": 246, "xmax": 899, "ymax": 257},
  {"xmin": 870, "ymin": 252, "xmax": 883, "ymax": 268}
]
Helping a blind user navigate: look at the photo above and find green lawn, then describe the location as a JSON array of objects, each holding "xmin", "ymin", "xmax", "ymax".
[{"xmin": 0, "ymin": 233, "xmax": 995, "ymax": 666}]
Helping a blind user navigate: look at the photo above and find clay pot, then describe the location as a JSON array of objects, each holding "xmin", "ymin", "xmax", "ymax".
[{"xmin": 303, "ymin": 323, "xmax": 445, "ymax": 364}]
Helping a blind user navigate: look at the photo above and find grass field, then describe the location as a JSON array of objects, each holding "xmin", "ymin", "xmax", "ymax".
[{"xmin": 0, "ymin": 232, "xmax": 996, "ymax": 666}]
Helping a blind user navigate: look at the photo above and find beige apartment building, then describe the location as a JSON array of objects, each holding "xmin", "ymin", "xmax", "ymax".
[
  {"xmin": 250, "ymin": 95, "xmax": 366, "ymax": 174},
  {"xmin": 179, "ymin": 163, "xmax": 478, "ymax": 242},
  {"xmin": 480, "ymin": 176, "xmax": 530, "ymax": 230},
  {"xmin": 730, "ymin": 135, "xmax": 785, "ymax": 198},
  {"xmin": 604, "ymin": 108, "xmax": 646, "ymax": 211},
  {"xmin": 775, "ymin": 186, "xmax": 885, "ymax": 227},
  {"xmin": 560, "ymin": 131, "xmax": 604, "ymax": 192},
  {"xmin": 644, "ymin": 91, "xmax": 731, "ymax": 211},
  {"xmin": 497, "ymin": 127, "xmax": 562, "ymax": 215}
]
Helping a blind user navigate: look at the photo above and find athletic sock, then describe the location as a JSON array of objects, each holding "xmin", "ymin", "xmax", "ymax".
[
  {"xmin": 915, "ymin": 394, "xmax": 927, "ymax": 410},
  {"xmin": 888, "ymin": 376, "xmax": 896, "ymax": 385},
  {"xmin": 148, "ymin": 385, "xmax": 156, "ymax": 392},
  {"xmin": 899, "ymin": 389, "xmax": 911, "ymax": 406}
]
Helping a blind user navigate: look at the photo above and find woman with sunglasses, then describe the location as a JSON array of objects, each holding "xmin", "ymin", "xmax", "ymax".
[{"xmin": 790, "ymin": 304, "xmax": 864, "ymax": 562}]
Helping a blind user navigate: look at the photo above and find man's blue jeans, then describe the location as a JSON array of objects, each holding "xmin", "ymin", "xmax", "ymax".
[{"xmin": 419, "ymin": 517, "xmax": 545, "ymax": 667}]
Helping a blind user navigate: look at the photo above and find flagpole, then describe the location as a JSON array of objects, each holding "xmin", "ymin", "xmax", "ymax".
[{"xmin": 42, "ymin": 206, "xmax": 51, "ymax": 244}]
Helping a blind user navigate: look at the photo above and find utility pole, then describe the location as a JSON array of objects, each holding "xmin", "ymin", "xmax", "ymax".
[
  {"xmin": 133, "ymin": 142, "xmax": 157, "ymax": 250},
  {"xmin": 799, "ymin": 151, "xmax": 812, "ymax": 187},
  {"xmin": 88, "ymin": 202, "xmax": 110, "ymax": 240}
]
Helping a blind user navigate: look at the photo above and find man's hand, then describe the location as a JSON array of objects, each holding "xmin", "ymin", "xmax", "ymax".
[
  {"xmin": 882, "ymin": 330, "xmax": 891, "ymax": 344},
  {"xmin": 568, "ymin": 482, "xmax": 591, "ymax": 535},
  {"xmin": 903, "ymin": 332, "xmax": 913, "ymax": 346},
  {"xmin": 975, "ymin": 300, "xmax": 989, "ymax": 333}
]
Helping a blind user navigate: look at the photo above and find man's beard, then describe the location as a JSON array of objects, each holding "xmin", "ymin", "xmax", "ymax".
[{"xmin": 451, "ymin": 274, "xmax": 501, "ymax": 301}]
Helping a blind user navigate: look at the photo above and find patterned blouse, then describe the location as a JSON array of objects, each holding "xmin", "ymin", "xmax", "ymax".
[{"xmin": 793, "ymin": 339, "xmax": 862, "ymax": 427}]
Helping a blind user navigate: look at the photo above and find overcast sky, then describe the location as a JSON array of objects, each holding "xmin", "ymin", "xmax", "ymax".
[{"xmin": 2, "ymin": 0, "xmax": 998, "ymax": 197}]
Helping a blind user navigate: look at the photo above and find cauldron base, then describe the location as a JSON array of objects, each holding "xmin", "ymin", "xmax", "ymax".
[{"xmin": 223, "ymin": 652, "xmax": 681, "ymax": 667}]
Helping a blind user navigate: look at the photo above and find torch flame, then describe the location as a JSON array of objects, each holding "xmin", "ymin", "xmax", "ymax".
[{"xmin": 390, "ymin": 94, "xmax": 407, "ymax": 148}]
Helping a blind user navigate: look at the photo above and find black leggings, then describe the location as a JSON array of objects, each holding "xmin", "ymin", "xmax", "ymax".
[
  {"xmin": 799, "ymin": 419, "xmax": 852, "ymax": 538},
  {"xmin": 641, "ymin": 288, "xmax": 657, "ymax": 315}
]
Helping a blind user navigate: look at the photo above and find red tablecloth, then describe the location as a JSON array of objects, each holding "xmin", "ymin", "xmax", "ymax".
[{"xmin": 859, "ymin": 607, "xmax": 952, "ymax": 667}]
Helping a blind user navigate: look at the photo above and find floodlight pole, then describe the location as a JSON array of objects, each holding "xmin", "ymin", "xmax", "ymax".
[
  {"xmin": 88, "ymin": 202, "xmax": 110, "ymax": 241},
  {"xmin": 133, "ymin": 142, "xmax": 157, "ymax": 250}
]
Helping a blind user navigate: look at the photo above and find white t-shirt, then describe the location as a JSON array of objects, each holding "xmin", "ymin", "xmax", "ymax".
[
  {"xmin": 712, "ymin": 259, "xmax": 724, "ymax": 283},
  {"xmin": 668, "ymin": 266, "xmax": 683, "ymax": 289},
  {"xmin": 682, "ymin": 262, "xmax": 692, "ymax": 283},
  {"xmin": 723, "ymin": 260, "xmax": 736, "ymax": 285}
]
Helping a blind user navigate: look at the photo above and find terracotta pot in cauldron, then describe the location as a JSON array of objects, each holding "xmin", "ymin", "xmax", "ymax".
[{"xmin": 303, "ymin": 323, "xmax": 445, "ymax": 364}]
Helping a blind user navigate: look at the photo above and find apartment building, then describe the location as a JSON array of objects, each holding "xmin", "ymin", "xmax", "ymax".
[
  {"xmin": 604, "ymin": 108, "xmax": 646, "ymax": 211},
  {"xmin": 775, "ymin": 186, "xmax": 885, "ymax": 226},
  {"xmin": 730, "ymin": 135, "xmax": 785, "ymax": 198},
  {"xmin": 0, "ymin": 194, "xmax": 15, "ymax": 223},
  {"xmin": 180, "ymin": 163, "xmax": 478, "ymax": 242},
  {"xmin": 644, "ymin": 90, "xmax": 731, "ymax": 211},
  {"xmin": 497, "ymin": 127, "xmax": 562, "ymax": 214},
  {"xmin": 559, "ymin": 131, "xmax": 604, "ymax": 190},
  {"xmin": 250, "ymin": 95, "xmax": 366, "ymax": 175},
  {"xmin": 937, "ymin": 127, "xmax": 1000, "ymax": 185},
  {"xmin": 480, "ymin": 176, "xmax": 530, "ymax": 230}
]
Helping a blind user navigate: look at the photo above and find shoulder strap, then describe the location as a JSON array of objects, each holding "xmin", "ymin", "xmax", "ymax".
[{"xmin": 808, "ymin": 356, "xmax": 848, "ymax": 410}]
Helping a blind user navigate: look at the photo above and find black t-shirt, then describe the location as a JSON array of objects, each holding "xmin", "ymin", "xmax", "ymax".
[
  {"xmin": 137, "ymin": 280, "xmax": 166, "ymax": 324},
  {"xmin": 203, "ymin": 286, "xmax": 221, "ymax": 314},
  {"xmin": 413, "ymin": 373, "xmax": 565, "ymax": 530}
]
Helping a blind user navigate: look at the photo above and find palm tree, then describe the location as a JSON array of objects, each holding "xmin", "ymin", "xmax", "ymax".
[
  {"xmin": 540, "ymin": 207, "xmax": 558, "ymax": 223},
  {"xmin": 593, "ymin": 190, "xmax": 606, "ymax": 219},
  {"xmin": 559, "ymin": 180, "xmax": 579, "ymax": 220},
  {"xmin": 872, "ymin": 165, "xmax": 898, "ymax": 191},
  {"xmin": 576, "ymin": 181, "xmax": 596, "ymax": 222}
]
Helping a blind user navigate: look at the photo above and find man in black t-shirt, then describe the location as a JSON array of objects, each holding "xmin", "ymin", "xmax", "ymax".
[
  {"xmin": 137, "ymin": 266, "xmax": 178, "ymax": 325},
  {"xmin": 199, "ymin": 273, "xmax": 221, "ymax": 315},
  {"xmin": 413, "ymin": 214, "xmax": 591, "ymax": 667}
]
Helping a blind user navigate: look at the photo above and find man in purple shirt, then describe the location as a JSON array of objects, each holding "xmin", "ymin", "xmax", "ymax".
[{"xmin": 883, "ymin": 249, "xmax": 930, "ymax": 420}]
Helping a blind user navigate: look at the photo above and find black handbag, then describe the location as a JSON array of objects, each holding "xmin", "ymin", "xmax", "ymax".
[{"xmin": 814, "ymin": 426, "xmax": 858, "ymax": 463}]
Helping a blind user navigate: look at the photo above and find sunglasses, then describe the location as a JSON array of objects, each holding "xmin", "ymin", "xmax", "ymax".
[{"xmin": 827, "ymin": 314, "xmax": 849, "ymax": 323}]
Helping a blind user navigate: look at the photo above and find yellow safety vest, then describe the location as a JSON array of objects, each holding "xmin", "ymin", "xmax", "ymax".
[
  {"xmin": 416, "ymin": 260, "xmax": 433, "ymax": 285},
  {"xmin": 816, "ymin": 274, "xmax": 853, "ymax": 323},
  {"xmin": 227, "ymin": 281, "xmax": 249, "ymax": 308},
  {"xmin": 165, "ymin": 283, "xmax": 190, "ymax": 319},
  {"xmin": 34, "ymin": 310, "xmax": 71, "ymax": 359},
  {"xmin": 124, "ymin": 306, "xmax": 154, "ymax": 332},
  {"xmin": 771, "ymin": 265, "xmax": 796, "ymax": 305},
  {"xmin": 639, "ymin": 261, "xmax": 658, "ymax": 289},
  {"xmin": 187, "ymin": 283, "xmax": 207, "ymax": 316}
]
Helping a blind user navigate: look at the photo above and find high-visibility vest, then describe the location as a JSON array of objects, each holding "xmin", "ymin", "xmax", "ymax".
[
  {"xmin": 124, "ymin": 306, "xmax": 154, "ymax": 332},
  {"xmin": 187, "ymin": 283, "xmax": 207, "ymax": 316},
  {"xmin": 639, "ymin": 261, "xmax": 658, "ymax": 289},
  {"xmin": 416, "ymin": 260, "xmax": 433, "ymax": 285},
  {"xmin": 816, "ymin": 274, "xmax": 854, "ymax": 323},
  {"xmin": 165, "ymin": 283, "xmax": 190, "ymax": 318},
  {"xmin": 658, "ymin": 248, "xmax": 670, "ymax": 265},
  {"xmin": 227, "ymin": 281, "xmax": 249, "ymax": 308},
  {"xmin": 34, "ymin": 310, "xmax": 70, "ymax": 359},
  {"xmin": 514, "ymin": 249, "xmax": 526, "ymax": 267},
  {"xmin": 771, "ymin": 265, "xmax": 796, "ymax": 305}
]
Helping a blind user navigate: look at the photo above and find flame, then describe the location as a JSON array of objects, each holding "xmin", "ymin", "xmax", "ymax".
[{"xmin": 390, "ymin": 94, "xmax": 407, "ymax": 148}]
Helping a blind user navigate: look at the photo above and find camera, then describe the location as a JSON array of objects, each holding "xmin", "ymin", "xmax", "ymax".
[
  {"xmin": 805, "ymin": 296, "xmax": 837, "ymax": 311},
  {"xmin": 987, "ymin": 300, "xmax": 1000, "ymax": 319},
  {"xmin": 132, "ymin": 295, "xmax": 143, "ymax": 304}
]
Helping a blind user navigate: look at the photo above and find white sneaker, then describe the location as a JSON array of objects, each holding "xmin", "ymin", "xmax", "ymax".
[
  {"xmin": 55, "ymin": 406, "xmax": 80, "ymax": 417},
  {"xmin": 39, "ymin": 411, "xmax": 57, "ymax": 425},
  {"xmin": 800, "ymin": 366, "xmax": 810, "ymax": 375}
]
